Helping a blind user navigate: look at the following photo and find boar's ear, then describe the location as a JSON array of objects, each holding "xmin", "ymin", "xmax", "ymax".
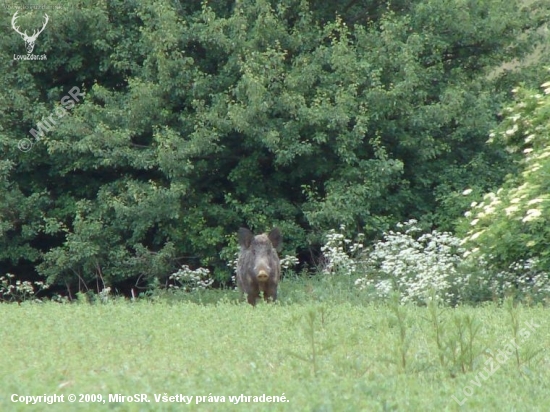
[
  {"xmin": 268, "ymin": 228, "xmax": 282, "ymax": 250},
  {"xmin": 238, "ymin": 228, "xmax": 254, "ymax": 248}
]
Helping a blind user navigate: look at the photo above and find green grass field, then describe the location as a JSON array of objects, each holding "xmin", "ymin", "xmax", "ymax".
[{"xmin": 1, "ymin": 288, "xmax": 549, "ymax": 412}]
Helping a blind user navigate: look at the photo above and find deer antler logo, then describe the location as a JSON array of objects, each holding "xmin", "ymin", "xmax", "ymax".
[{"xmin": 11, "ymin": 12, "xmax": 49, "ymax": 54}]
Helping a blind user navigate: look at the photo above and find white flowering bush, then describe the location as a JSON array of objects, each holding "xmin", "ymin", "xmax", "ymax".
[
  {"xmin": 482, "ymin": 259, "xmax": 550, "ymax": 303},
  {"xmin": 227, "ymin": 251, "xmax": 239, "ymax": 288},
  {"xmin": 98, "ymin": 287, "xmax": 112, "ymax": 303},
  {"xmin": 320, "ymin": 225, "xmax": 365, "ymax": 276},
  {"xmin": 0, "ymin": 273, "xmax": 49, "ymax": 302},
  {"xmin": 348, "ymin": 216, "xmax": 550, "ymax": 305},
  {"xmin": 460, "ymin": 78, "xmax": 550, "ymax": 275},
  {"xmin": 355, "ymin": 220, "xmax": 467, "ymax": 304},
  {"xmin": 168, "ymin": 265, "xmax": 214, "ymax": 292},
  {"xmin": 280, "ymin": 255, "xmax": 300, "ymax": 271}
]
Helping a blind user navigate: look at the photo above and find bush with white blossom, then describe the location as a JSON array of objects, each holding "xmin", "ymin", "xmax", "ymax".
[
  {"xmin": 0, "ymin": 273, "xmax": 49, "ymax": 302},
  {"xmin": 168, "ymin": 265, "xmax": 214, "ymax": 292},
  {"xmin": 484, "ymin": 258, "xmax": 550, "ymax": 303},
  {"xmin": 460, "ymin": 78, "xmax": 550, "ymax": 275},
  {"xmin": 354, "ymin": 220, "xmax": 467, "ymax": 304},
  {"xmin": 320, "ymin": 226, "xmax": 365, "ymax": 276},
  {"xmin": 318, "ymin": 220, "xmax": 550, "ymax": 305}
]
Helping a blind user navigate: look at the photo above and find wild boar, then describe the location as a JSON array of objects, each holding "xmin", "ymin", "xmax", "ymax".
[{"xmin": 236, "ymin": 227, "xmax": 282, "ymax": 305}]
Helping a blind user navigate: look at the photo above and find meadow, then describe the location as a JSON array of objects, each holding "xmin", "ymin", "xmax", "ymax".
[{"xmin": 1, "ymin": 280, "xmax": 549, "ymax": 412}]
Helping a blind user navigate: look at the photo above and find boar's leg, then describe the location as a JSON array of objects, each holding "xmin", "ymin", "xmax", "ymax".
[
  {"xmin": 263, "ymin": 286, "xmax": 277, "ymax": 303},
  {"xmin": 247, "ymin": 292, "xmax": 257, "ymax": 306}
]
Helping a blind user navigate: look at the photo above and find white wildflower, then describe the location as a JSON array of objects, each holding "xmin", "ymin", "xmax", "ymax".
[
  {"xmin": 355, "ymin": 221, "xmax": 466, "ymax": 305},
  {"xmin": 522, "ymin": 209, "xmax": 542, "ymax": 223},
  {"xmin": 169, "ymin": 265, "xmax": 214, "ymax": 292},
  {"xmin": 505, "ymin": 125, "xmax": 518, "ymax": 136},
  {"xmin": 470, "ymin": 231, "xmax": 485, "ymax": 241},
  {"xmin": 505, "ymin": 205, "xmax": 519, "ymax": 216}
]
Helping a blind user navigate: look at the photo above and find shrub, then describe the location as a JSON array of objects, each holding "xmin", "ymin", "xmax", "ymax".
[
  {"xmin": 0, "ymin": 273, "xmax": 49, "ymax": 303},
  {"xmin": 460, "ymin": 78, "xmax": 550, "ymax": 274},
  {"xmin": 355, "ymin": 220, "xmax": 467, "ymax": 305},
  {"xmin": 483, "ymin": 258, "xmax": 550, "ymax": 304},
  {"xmin": 168, "ymin": 265, "xmax": 214, "ymax": 292},
  {"xmin": 320, "ymin": 226, "xmax": 365, "ymax": 276}
]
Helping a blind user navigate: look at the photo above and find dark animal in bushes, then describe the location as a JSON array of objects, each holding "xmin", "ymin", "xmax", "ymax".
[{"xmin": 236, "ymin": 228, "xmax": 282, "ymax": 305}]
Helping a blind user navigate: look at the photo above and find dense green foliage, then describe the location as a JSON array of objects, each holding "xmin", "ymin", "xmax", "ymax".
[
  {"xmin": 1, "ymin": 299, "xmax": 548, "ymax": 411},
  {"xmin": 1, "ymin": 0, "xmax": 549, "ymax": 293}
]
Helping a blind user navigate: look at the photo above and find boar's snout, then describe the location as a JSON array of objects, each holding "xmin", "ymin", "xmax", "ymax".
[{"xmin": 257, "ymin": 269, "xmax": 269, "ymax": 281}]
